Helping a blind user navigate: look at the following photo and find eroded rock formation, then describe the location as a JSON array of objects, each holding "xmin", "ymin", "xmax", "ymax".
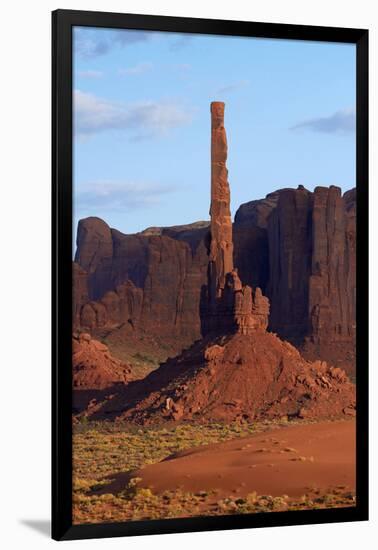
[
  {"xmin": 267, "ymin": 186, "xmax": 313, "ymax": 340},
  {"xmin": 73, "ymin": 189, "xmax": 356, "ymax": 370},
  {"xmin": 203, "ymin": 102, "xmax": 270, "ymax": 335},
  {"xmin": 308, "ymin": 186, "xmax": 355, "ymax": 347},
  {"xmin": 73, "ymin": 262, "xmax": 89, "ymax": 328},
  {"xmin": 73, "ymin": 221, "xmax": 209, "ymax": 350},
  {"xmin": 265, "ymin": 185, "xmax": 356, "ymax": 369},
  {"xmin": 209, "ymin": 101, "xmax": 234, "ymax": 298},
  {"xmin": 84, "ymin": 331, "xmax": 355, "ymax": 424},
  {"xmin": 233, "ymin": 191, "xmax": 281, "ymax": 292},
  {"xmin": 72, "ymin": 332, "xmax": 131, "ymax": 389},
  {"xmin": 231, "ymin": 185, "xmax": 356, "ymax": 371},
  {"xmin": 72, "ymin": 111, "xmax": 356, "ymax": 371},
  {"xmin": 73, "ymin": 101, "xmax": 355, "ymax": 420}
]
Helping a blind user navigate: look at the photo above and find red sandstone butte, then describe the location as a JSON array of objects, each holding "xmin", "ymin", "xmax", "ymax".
[{"xmin": 73, "ymin": 221, "xmax": 209, "ymax": 351}]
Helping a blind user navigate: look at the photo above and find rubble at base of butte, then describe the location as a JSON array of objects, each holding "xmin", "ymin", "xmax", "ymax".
[
  {"xmin": 83, "ymin": 330, "xmax": 355, "ymax": 425},
  {"xmin": 72, "ymin": 332, "xmax": 131, "ymax": 390}
]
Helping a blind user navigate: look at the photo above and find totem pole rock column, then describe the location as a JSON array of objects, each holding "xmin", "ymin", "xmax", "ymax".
[
  {"xmin": 209, "ymin": 101, "xmax": 234, "ymax": 308},
  {"xmin": 203, "ymin": 101, "xmax": 270, "ymax": 336}
]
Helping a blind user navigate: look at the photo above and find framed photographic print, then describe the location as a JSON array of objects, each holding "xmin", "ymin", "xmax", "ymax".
[{"xmin": 52, "ymin": 9, "xmax": 369, "ymax": 541}]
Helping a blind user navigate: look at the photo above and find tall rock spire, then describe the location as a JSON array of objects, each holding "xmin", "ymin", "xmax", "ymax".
[
  {"xmin": 203, "ymin": 101, "xmax": 270, "ymax": 336},
  {"xmin": 209, "ymin": 102, "xmax": 234, "ymax": 304}
]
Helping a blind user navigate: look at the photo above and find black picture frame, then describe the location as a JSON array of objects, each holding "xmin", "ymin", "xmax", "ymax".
[{"xmin": 52, "ymin": 8, "xmax": 369, "ymax": 541}]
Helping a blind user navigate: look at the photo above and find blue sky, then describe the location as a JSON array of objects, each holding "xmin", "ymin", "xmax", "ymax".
[{"xmin": 73, "ymin": 27, "xmax": 356, "ymax": 237}]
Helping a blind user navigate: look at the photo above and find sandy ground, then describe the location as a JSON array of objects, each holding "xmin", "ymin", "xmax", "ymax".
[{"xmin": 103, "ymin": 420, "xmax": 355, "ymax": 500}]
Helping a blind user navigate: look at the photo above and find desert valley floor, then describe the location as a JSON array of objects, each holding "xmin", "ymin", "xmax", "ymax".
[{"xmin": 73, "ymin": 417, "xmax": 355, "ymax": 524}]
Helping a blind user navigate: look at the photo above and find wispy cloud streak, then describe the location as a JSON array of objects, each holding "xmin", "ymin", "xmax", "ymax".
[
  {"xmin": 291, "ymin": 108, "xmax": 356, "ymax": 134},
  {"xmin": 76, "ymin": 181, "xmax": 180, "ymax": 212},
  {"xmin": 215, "ymin": 80, "xmax": 249, "ymax": 95},
  {"xmin": 74, "ymin": 90, "xmax": 193, "ymax": 140},
  {"xmin": 77, "ymin": 70, "xmax": 104, "ymax": 79},
  {"xmin": 74, "ymin": 27, "xmax": 154, "ymax": 59}
]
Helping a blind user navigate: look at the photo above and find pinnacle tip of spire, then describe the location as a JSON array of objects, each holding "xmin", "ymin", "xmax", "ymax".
[{"xmin": 211, "ymin": 101, "xmax": 225, "ymax": 111}]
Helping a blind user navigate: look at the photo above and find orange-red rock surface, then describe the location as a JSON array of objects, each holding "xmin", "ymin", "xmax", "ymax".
[
  {"xmin": 202, "ymin": 102, "xmax": 270, "ymax": 336},
  {"xmin": 84, "ymin": 331, "xmax": 355, "ymax": 424},
  {"xmin": 73, "ymin": 184, "xmax": 355, "ymax": 370},
  {"xmin": 266, "ymin": 186, "xmax": 356, "ymax": 369},
  {"xmin": 209, "ymin": 101, "xmax": 234, "ymax": 293},
  {"xmin": 73, "ymin": 218, "xmax": 209, "ymax": 350},
  {"xmin": 72, "ymin": 100, "xmax": 356, "ymax": 422},
  {"xmin": 72, "ymin": 332, "xmax": 131, "ymax": 390}
]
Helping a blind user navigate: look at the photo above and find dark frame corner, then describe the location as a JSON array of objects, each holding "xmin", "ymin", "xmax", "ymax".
[{"xmin": 52, "ymin": 9, "xmax": 369, "ymax": 541}]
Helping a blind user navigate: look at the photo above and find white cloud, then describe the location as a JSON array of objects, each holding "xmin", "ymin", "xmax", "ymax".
[
  {"xmin": 74, "ymin": 90, "xmax": 193, "ymax": 139},
  {"xmin": 77, "ymin": 70, "xmax": 104, "ymax": 79},
  {"xmin": 74, "ymin": 27, "xmax": 153, "ymax": 59},
  {"xmin": 118, "ymin": 62, "xmax": 153, "ymax": 76},
  {"xmin": 291, "ymin": 108, "xmax": 356, "ymax": 134},
  {"xmin": 76, "ymin": 181, "xmax": 180, "ymax": 212}
]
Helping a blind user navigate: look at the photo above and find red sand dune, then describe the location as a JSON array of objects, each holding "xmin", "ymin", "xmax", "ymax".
[{"xmin": 105, "ymin": 420, "xmax": 355, "ymax": 500}]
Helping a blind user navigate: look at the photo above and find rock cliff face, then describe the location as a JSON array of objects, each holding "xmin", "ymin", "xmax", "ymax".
[
  {"xmin": 232, "ymin": 185, "xmax": 357, "ymax": 370},
  {"xmin": 233, "ymin": 190, "xmax": 282, "ymax": 292},
  {"xmin": 73, "ymin": 262, "xmax": 89, "ymax": 328},
  {"xmin": 74, "ymin": 184, "xmax": 356, "ymax": 370},
  {"xmin": 264, "ymin": 185, "xmax": 356, "ymax": 368},
  {"xmin": 311, "ymin": 187, "xmax": 356, "ymax": 344},
  {"xmin": 73, "ymin": 217, "xmax": 209, "ymax": 350},
  {"xmin": 267, "ymin": 186, "xmax": 313, "ymax": 341}
]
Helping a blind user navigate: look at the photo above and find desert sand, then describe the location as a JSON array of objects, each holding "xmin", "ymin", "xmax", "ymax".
[{"xmin": 104, "ymin": 420, "xmax": 355, "ymax": 501}]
